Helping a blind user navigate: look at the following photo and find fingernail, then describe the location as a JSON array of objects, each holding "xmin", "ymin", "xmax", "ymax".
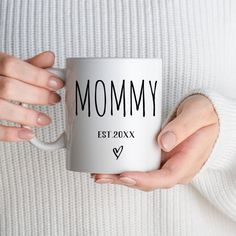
[
  {"xmin": 37, "ymin": 113, "xmax": 51, "ymax": 126},
  {"xmin": 48, "ymin": 77, "xmax": 64, "ymax": 90},
  {"xmin": 18, "ymin": 129, "xmax": 34, "ymax": 140},
  {"xmin": 95, "ymin": 178, "xmax": 113, "ymax": 184},
  {"xmin": 160, "ymin": 131, "xmax": 176, "ymax": 151},
  {"xmin": 119, "ymin": 177, "xmax": 136, "ymax": 186},
  {"xmin": 49, "ymin": 92, "xmax": 61, "ymax": 104}
]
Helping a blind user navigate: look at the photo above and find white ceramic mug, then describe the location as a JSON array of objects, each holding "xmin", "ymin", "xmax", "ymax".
[{"xmin": 22, "ymin": 58, "xmax": 163, "ymax": 174}]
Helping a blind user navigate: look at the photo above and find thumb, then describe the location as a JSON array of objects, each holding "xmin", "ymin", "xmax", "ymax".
[
  {"xmin": 157, "ymin": 98, "xmax": 215, "ymax": 152},
  {"xmin": 26, "ymin": 51, "xmax": 55, "ymax": 68}
]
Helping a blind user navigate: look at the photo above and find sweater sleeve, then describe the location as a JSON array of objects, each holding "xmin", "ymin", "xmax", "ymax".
[{"xmin": 162, "ymin": 88, "xmax": 236, "ymax": 222}]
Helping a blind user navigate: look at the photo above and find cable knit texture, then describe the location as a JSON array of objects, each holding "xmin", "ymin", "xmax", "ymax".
[{"xmin": 0, "ymin": 0, "xmax": 236, "ymax": 235}]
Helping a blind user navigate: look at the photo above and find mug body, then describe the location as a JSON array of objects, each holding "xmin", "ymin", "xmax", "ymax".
[{"xmin": 64, "ymin": 58, "xmax": 162, "ymax": 174}]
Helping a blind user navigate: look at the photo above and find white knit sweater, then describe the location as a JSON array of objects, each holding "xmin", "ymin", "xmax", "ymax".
[{"xmin": 0, "ymin": 0, "xmax": 236, "ymax": 235}]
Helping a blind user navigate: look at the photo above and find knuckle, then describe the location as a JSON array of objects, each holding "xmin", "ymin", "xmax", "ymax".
[
  {"xmin": 178, "ymin": 117, "xmax": 190, "ymax": 133},
  {"xmin": 0, "ymin": 78, "xmax": 13, "ymax": 98},
  {"xmin": 182, "ymin": 94, "xmax": 215, "ymax": 119},
  {"xmin": 0, "ymin": 56, "xmax": 16, "ymax": 74},
  {"xmin": 201, "ymin": 99, "xmax": 214, "ymax": 114},
  {"xmin": 38, "ymin": 90, "xmax": 50, "ymax": 104},
  {"xmin": 33, "ymin": 90, "xmax": 42, "ymax": 102},
  {"xmin": 21, "ymin": 109, "xmax": 38, "ymax": 126},
  {"xmin": 199, "ymin": 102, "xmax": 216, "ymax": 124},
  {"xmin": 32, "ymin": 68, "xmax": 45, "ymax": 85},
  {"xmin": 31, "ymin": 88, "xmax": 50, "ymax": 104},
  {"xmin": 180, "ymin": 96, "xmax": 194, "ymax": 110}
]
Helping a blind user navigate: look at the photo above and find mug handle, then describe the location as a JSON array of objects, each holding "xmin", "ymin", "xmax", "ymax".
[{"xmin": 20, "ymin": 68, "xmax": 66, "ymax": 151}]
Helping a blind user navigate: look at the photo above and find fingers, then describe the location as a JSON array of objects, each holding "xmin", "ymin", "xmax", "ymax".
[
  {"xmin": 93, "ymin": 124, "xmax": 218, "ymax": 191},
  {"xmin": 154, "ymin": 124, "xmax": 217, "ymax": 187},
  {"xmin": 0, "ymin": 98, "xmax": 52, "ymax": 127},
  {"xmin": 92, "ymin": 95, "xmax": 219, "ymax": 191},
  {"xmin": 124, "ymin": 124, "xmax": 217, "ymax": 191},
  {"xmin": 92, "ymin": 169, "xmax": 176, "ymax": 189},
  {"xmin": 92, "ymin": 174, "xmax": 122, "ymax": 184},
  {"xmin": 91, "ymin": 173, "xmax": 140, "ymax": 186},
  {"xmin": 26, "ymin": 51, "xmax": 55, "ymax": 68},
  {"xmin": 157, "ymin": 95, "xmax": 218, "ymax": 152},
  {"xmin": 0, "ymin": 51, "xmax": 62, "ymax": 142},
  {"xmin": 0, "ymin": 75, "xmax": 61, "ymax": 105},
  {"xmin": 0, "ymin": 125, "xmax": 34, "ymax": 141},
  {"xmin": 0, "ymin": 52, "xmax": 64, "ymax": 91}
]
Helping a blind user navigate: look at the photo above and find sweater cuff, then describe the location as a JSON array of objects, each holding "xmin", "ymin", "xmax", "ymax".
[{"xmin": 161, "ymin": 88, "xmax": 236, "ymax": 174}]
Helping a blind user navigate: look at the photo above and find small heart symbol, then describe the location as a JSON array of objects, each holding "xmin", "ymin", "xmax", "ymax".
[{"xmin": 113, "ymin": 146, "xmax": 123, "ymax": 160}]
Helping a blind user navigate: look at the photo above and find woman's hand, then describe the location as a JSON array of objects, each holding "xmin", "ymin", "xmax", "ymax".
[
  {"xmin": 0, "ymin": 51, "xmax": 64, "ymax": 141},
  {"xmin": 91, "ymin": 94, "xmax": 219, "ymax": 191}
]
